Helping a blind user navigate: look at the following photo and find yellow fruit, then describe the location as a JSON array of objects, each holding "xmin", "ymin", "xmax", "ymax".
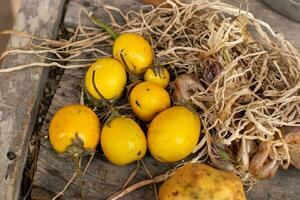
[
  {"xmin": 130, "ymin": 82, "xmax": 171, "ymax": 121},
  {"xmin": 147, "ymin": 106, "xmax": 200, "ymax": 162},
  {"xmin": 85, "ymin": 58, "xmax": 127, "ymax": 100},
  {"xmin": 144, "ymin": 67, "xmax": 170, "ymax": 88},
  {"xmin": 49, "ymin": 104, "xmax": 101, "ymax": 154},
  {"xmin": 101, "ymin": 117, "xmax": 147, "ymax": 165},
  {"xmin": 159, "ymin": 163, "xmax": 246, "ymax": 200},
  {"xmin": 113, "ymin": 33, "xmax": 154, "ymax": 74}
]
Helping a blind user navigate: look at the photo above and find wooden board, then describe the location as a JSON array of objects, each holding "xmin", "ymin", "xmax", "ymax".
[
  {"xmin": 0, "ymin": 0, "xmax": 66, "ymax": 199},
  {"xmin": 31, "ymin": 0, "xmax": 300, "ymax": 199}
]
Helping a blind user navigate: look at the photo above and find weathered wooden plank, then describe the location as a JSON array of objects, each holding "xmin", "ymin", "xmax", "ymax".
[
  {"xmin": 248, "ymin": 167, "xmax": 300, "ymax": 200},
  {"xmin": 64, "ymin": 0, "xmax": 143, "ymax": 28},
  {"xmin": 0, "ymin": 0, "xmax": 66, "ymax": 199},
  {"xmin": 32, "ymin": 0, "xmax": 300, "ymax": 199}
]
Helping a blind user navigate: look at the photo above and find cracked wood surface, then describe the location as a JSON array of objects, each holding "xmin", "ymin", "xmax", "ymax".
[
  {"xmin": 0, "ymin": 0, "xmax": 66, "ymax": 199},
  {"xmin": 31, "ymin": 0, "xmax": 300, "ymax": 199}
]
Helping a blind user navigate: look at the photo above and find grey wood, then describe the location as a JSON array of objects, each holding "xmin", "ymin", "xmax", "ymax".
[
  {"xmin": 248, "ymin": 167, "xmax": 300, "ymax": 200},
  {"xmin": 0, "ymin": 0, "xmax": 66, "ymax": 199},
  {"xmin": 64, "ymin": 0, "xmax": 143, "ymax": 28}
]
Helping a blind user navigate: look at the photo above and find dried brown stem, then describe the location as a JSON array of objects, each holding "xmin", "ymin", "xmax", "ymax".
[{"xmin": 107, "ymin": 173, "xmax": 169, "ymax": 200}]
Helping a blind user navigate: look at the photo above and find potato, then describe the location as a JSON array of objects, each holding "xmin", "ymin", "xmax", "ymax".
[{"xmin": 159, "ymin": 163, "xmax": 246, "ymax": 200}]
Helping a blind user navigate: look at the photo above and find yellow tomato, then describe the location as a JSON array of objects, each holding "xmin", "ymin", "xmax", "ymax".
[
  {"xmin": 85, "ymin": 58, "xmax": 127, "ymax": 100},
  {"xmin": 49, "ymin": 104, "xmax": 101, "ymax": 154},
  {"xmin": 144, "ymin": 67, "xmax": 170, "ymax": 88},
  {"xmin": 130, "ymin": 82, "xmax": 171, "ymax": 121},
  {"xmin": 101, "ymin": 117, "xmax": 147, "ymax": 165},
  {"xmin": 147, "ymin": 106, "xmax": 201, "ymax": 162},
  {"xmin": 113, "ymin": 33, "xmax": 154, "ymax": 75}
]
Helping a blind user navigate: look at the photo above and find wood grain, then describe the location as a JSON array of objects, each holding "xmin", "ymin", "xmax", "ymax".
[
  {"xmin": 64, "ymin": 0, "xmax": 143, "ymax": 28},
  {"xmin": 0, "ymin": 0, "xmax": 66, "ymax": 199}
]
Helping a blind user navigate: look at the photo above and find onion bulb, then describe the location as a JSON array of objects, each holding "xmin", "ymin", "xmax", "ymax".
[{"xmin": 172, "ymin": 73, "xmax": 205, "ymax": 106}]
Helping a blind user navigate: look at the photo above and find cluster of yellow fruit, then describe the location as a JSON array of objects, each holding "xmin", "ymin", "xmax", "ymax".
[{"xmin": 49, "ymin": 33, "xmax": 201, "ymax": 166}]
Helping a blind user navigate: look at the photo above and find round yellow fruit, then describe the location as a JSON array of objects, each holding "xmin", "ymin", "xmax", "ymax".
[
  {"xmin": 101, "ymin": 117, "xmax": 147, "ymax": 165},
  {"xmin": 159, "ymin": 163, "xmax": 246, "ymax": 200},
  {"xmin": 113, "ymin": 33, "xmax": 154, "ymax": 75},
  {"xmin": 130, "ymin": 82, "xmax": 171, "ymax": 121},
  {"xmin": 49, "ymin": 104, "xmax": 101, "ymax": 154},
  {"xmin": 144, "ymin": 67, "xmax": 170, "ymax": 88},
  {"xmin": 147, "ymin": 106, "xmax": 200, "ymax": 162},
  {"xmin": 85, "ymin": 58, "xmax": 127, "ymax": 100}
]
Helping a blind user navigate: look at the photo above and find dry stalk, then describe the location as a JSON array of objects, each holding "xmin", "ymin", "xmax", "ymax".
[{"xmin": 107, "ymin": 173, "xmax": 170, "ymax": 200}]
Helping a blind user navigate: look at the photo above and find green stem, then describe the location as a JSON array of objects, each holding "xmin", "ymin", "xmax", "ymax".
[{"xmin": 90, "ymin": 15, "xmax": 119, "ymax": 40}]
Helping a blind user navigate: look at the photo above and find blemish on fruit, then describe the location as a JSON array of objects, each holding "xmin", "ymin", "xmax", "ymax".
[
  {"xmin": 135, "ymin": 100, "xmax": 141, "ymax": 108},
  {"xmin": 137, "ymin": 151, "xmax": 142, "ymax": 156},
  {"xmin": 172, "ymin": 191, "xmax": 179, "ymax": 196}
]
